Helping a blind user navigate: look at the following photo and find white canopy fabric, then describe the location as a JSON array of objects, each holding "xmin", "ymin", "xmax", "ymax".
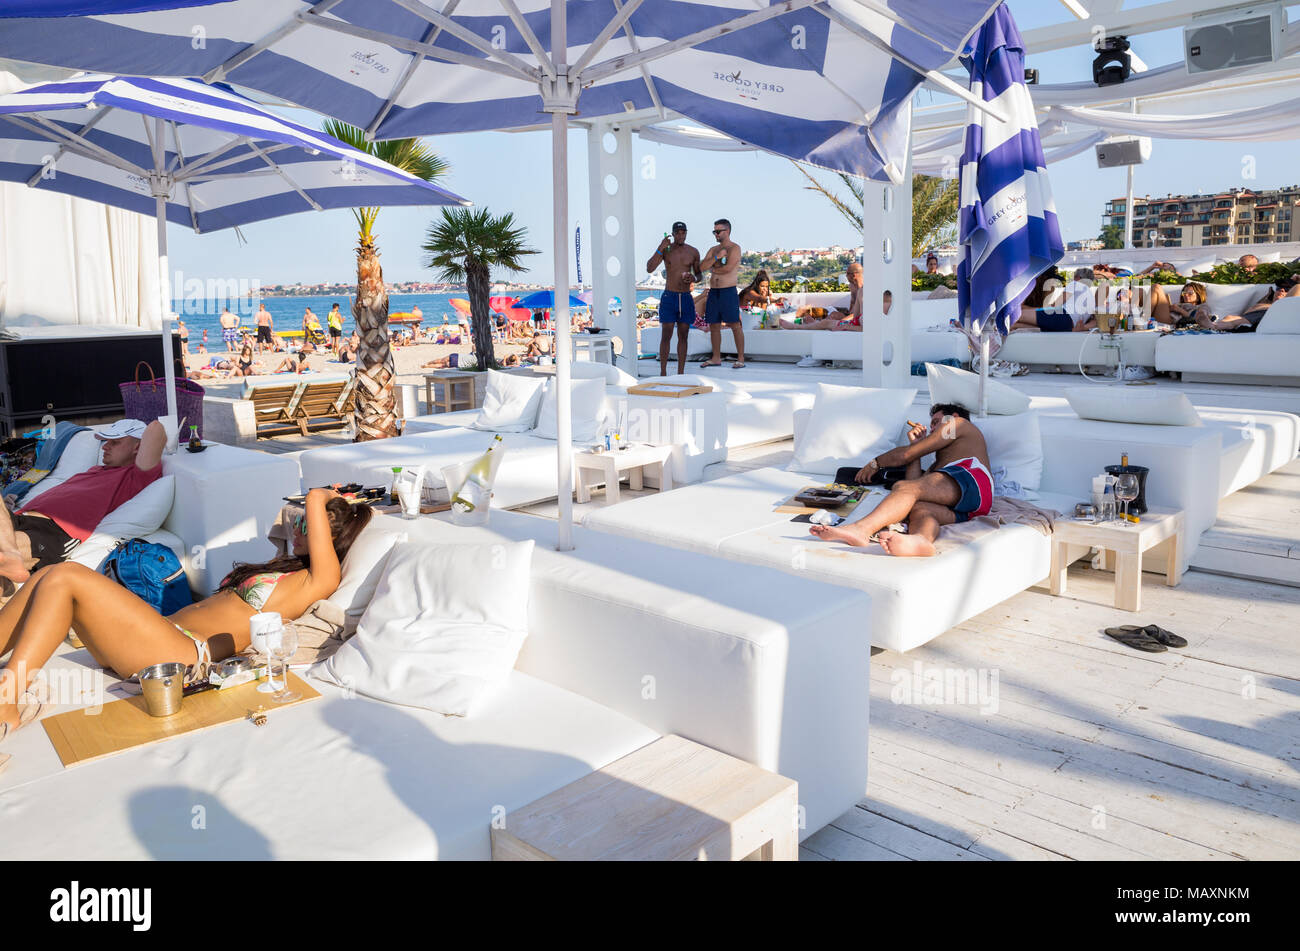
[{"xmin": 1044, "ymin": 98, "xmax": 1300, "ymax": 143}]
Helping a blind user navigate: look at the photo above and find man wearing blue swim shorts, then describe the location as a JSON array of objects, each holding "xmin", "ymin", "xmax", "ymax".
[
  {"xmin": 699, "ymin": 219, "xmax": 746, "ymax": 368},
  {"xmin": 808, "ymin": 403, "xmax": 992, "ymax": 557},
  {"xmin": 647, "ymin": 221, "xmax": 701, "ymax": 376}
]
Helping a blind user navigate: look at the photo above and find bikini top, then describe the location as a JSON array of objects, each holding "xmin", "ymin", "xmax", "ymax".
[{"xmin": 232, "ymin": 571, "xmax": 290, "ymax": 612}]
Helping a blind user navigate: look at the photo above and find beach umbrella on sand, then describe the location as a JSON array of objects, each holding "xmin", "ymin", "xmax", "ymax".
[
  {"xmin": 1, "ymin": 0, "xmax": 1007, "ymax": 548},
  {"xmin": 0, "ymin": 72, "xmax": 468, "ymax": 424},
  {"xmin": 514, "ymin": 290, "xmax": 587, "ymax": 311},
  {"xmin": 955, "ymin": 4, "xmax": 1064, "ymax": 416}
]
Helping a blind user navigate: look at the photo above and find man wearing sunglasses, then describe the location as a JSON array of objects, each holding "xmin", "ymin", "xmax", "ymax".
[{"xmin": 698, "ymin": 219, "xmax": 746, "ymax": 368}]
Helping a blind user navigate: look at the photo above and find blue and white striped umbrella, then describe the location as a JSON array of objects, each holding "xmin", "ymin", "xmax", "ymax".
[
  {"xmin": 955, "ymin": 3, "xmax": 1063, "ymax": 346},
  {"xmin": 0, "ymin": 0, "xmax": 1002, "ymax": 181},
  {"xmin": 0, "ymin": 72, "xmax": 470, "ymax": 421},
  {"xmin": 0, "ymin": 73, "xmax": 469, "ymax": 232}
]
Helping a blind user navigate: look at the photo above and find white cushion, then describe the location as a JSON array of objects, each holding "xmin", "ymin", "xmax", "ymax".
[
  {"xmin": 973, "ymin": 412, "xmax": 1044, "ymax": 495},
  {"xmin": 1202, "ymin": 283, "xmax": 1271, "ymax": 317},
  {"xmin": 325, "ymin": 523, "xmax": 408, "ymax": 634},
  {"xmin": 315, "ymin": 540, "xmax": 534, "ymax": 718},
  {"xmin": 1065, "ymin": 386, "xmax": 1201, "ymax": 426},
  {"xmin": 789, "ymin": 383, "xmax": 917, "ymax": 476},
  {"xmin": 1257, "ymin": 295, "xmax": 1300, "ymax": 335},
  {"xmin": 91, "ymin": 474, "xmax": 175, "ymax": 540},
  {"xmin": 655, "ymin": 373, "xmax": 751, "ymax": 402},
  {"xmin": 567, "ymin": 361, "xmax": 639, "ymax": 387},
  {"xmin": 531, "ymin": 377, "xmax": 607, "ymax": 442},
  {"xmin": 470, "ymin": 370, "xmax": 546, "ymax": 433},
  {"xmin": 925, "ymin": 363, "xmax": 1030, "ymax": 416}
]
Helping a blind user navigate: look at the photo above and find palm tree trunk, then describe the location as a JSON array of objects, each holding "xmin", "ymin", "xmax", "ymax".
[
  {"xmin": 352, "ymin": 238, "xmax": 398, "ymax": 441},
  {"xmin": 465, "ymin": 259, "xmax": 496, "ymax": 369}
]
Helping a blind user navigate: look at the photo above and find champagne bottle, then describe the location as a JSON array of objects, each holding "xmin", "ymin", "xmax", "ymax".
[
  {"xmin": 452, "ymin": 435, "xmax": 503, "ymax": 512},
  {"xmin": 1121, "ymin": 450, "xmax": 1129, "ymax": 468}
]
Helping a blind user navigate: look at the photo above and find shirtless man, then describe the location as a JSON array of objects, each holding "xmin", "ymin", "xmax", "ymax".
[
  {"xmin": 255, "ymin": 302, "xmax": 274, "ymax": 354},
  {"xmin": 809, "ymin": 403, "xmax": 992, "ymax": 557},
  {"xmin": 647, "ymin": 221, "xmax": 700, "ymax": 376},
  {"xmin": 219, "ymin": 306, "xmax": 240, "ymax": 352},
  {"xmin": 699, "ymin": 218, "xmax": 745, "ymax": 368},
  {"xmin": 784, "ymin": 261, "xmax": 865, "ymax": 330}
]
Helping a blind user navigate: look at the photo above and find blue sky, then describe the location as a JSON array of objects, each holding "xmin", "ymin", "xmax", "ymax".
[{"xmin": 166, "ymin": 1, "xmax": 1300, "ymax": 286}]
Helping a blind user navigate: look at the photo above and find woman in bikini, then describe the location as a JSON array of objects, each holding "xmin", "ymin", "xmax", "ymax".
[{"xmin": 0, "ymin": 489, "xmax": 371, "ymax": 747}]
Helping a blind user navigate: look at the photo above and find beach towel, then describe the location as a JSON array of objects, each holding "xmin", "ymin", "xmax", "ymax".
[{"xmin": 3, "ymin": 421, "xmax": 87, "ymax": 502}]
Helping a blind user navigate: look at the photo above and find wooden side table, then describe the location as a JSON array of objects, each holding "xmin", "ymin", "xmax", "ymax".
[
  {"xmin": 491, "ymin": 735, "xmax": 799, "ymax": 861},
  {"xmin": 423, "ymin": 370, "xmax": 477, "ymax": 414},
  {"xmin": 574, "ymin": 443, "xmax": 673, "ymax": 505},
  {"xmin": 1049, "ymin": 507, "xmax": 1184, "ymax": 612}
]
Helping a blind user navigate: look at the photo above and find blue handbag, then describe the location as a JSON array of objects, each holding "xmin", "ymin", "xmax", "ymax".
[{"xmin": 98, "ymin": 538, "xmax": 193, "ymax": 615}]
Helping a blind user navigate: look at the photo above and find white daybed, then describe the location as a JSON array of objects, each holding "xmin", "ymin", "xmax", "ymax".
[{"xmin": 2, "ymin": 510, "xmax": 873, "ymax": 858}]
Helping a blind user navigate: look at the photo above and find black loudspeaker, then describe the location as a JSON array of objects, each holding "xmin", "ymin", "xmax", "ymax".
[{"xmin": 0, "ymin": 332, "xmax": 183, "ymax": 436}]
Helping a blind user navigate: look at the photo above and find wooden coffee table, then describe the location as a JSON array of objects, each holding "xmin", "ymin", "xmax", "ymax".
[
  {"xmin": 574, "ymin": 443, "xmax": 673, "ymax": 505},
  {"xmin": 423, "ymin": 370, "xmax": 477, "ymax": 414},
  {"xmin": 491, "ymin": 735, "xmax": 799, "ymax": 861},
  {"xmin": 1050, "ymin": 507, "xmax": 1184, "ymax": 612}
]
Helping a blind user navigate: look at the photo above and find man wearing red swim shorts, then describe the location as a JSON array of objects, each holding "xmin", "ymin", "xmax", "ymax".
[{"xmin": 809, "ymin": 403, "xmax": 992, "ymax": 557}]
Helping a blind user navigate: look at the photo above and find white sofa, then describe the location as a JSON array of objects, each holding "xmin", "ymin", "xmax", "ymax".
[
  {"xmin": 2, "ymin": 510, "xmax": 873, "ymax": 859},
  {"xmin": 1154, "ymin": 294, "xmax": 1300, "ymax": 385},
  {"xmin": 21, "ymin": 427, "xmax": 301, "ymax": 596},
  {"xmin": 583, "ymin": 392, "xmax": 1299, "ymax": 651}
]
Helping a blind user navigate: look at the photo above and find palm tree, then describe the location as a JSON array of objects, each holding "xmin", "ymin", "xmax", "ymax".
[
  {"xmin": 793, "ymin": 163, "xmax": 960, "ymax": 257},
  {"xmin": 422, "ymin": 208, "xmax": 538, "ymax": 370},
  {"xmin": 322, "ymin": 119, "xmax": 449, "ymax": 441}
]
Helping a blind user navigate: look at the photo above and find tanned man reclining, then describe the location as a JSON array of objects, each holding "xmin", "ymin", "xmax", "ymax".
[{"xmin": 809, "ymin": 403, "xmax": 991, "ymax": 557}]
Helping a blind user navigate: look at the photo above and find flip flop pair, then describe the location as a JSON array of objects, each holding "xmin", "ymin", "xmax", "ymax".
[{"xmin": 1104, "ymin": 624, "xmax": 1188, "ymax": 653}]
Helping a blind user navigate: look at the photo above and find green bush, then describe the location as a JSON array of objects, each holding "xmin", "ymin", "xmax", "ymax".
[
  {"xmin": 911, "ymin": 273, "xmax": 958, "ymax": 291},
  {"xmin": 770, "ymin": 279, "xmax": 849, "ymax": 293}
]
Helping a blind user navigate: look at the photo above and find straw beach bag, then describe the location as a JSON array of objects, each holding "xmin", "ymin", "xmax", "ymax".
[{"xmin": 119, "ymin": 361, "xmax": 205, "ymax": 438}]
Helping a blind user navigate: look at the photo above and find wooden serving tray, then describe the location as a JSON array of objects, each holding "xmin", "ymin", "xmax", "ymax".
[
  {"xmin": 626, "ymin": 382, "xmax": 713, "ymax": 398},
  {"xmin": 775, "ymin": 485, "xmax": 869, "ymax": 517},
  {"xmin": 42, "ymin": 672, "xmax": 320, "ymax": 768}
]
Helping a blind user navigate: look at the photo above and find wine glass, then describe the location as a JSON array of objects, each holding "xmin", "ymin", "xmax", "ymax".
[
  {"xmin": 248, "ymin": 612, "xmax": 282, "ymax": 694},
  {"xmin": 1114, "ymin": 473, "xmax": 1139, "ymax": 524},
  {"xmin": 270, "ymin": 626, "xmax": 300, "ymax": 704}
]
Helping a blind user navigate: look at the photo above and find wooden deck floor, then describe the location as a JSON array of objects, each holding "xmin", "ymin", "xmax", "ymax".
[{"xmin": 802, "ymin": 563, "xmax": 1299, "ymax": 861}]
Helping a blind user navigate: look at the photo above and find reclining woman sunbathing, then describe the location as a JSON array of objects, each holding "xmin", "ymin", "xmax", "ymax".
[
  {"xmin": 809, "ymin": 403, "xmax": 991, "ymax": 557},
  {"xmin": 1195, "ymin": 276, "xmax": 1300, "ymax": 332},
  {"xmin": 0, "ymin": 489, "xmax": 371, "ymax": 744}
]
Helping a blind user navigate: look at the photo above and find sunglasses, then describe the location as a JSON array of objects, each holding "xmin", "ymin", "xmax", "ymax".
[
  {"xmin": 712, "ymin": 229, "xmax": 725, "ymax": 235},
  {"xmin": 292, "ymin": 514, "xmax": 307, "ymax": 535}
]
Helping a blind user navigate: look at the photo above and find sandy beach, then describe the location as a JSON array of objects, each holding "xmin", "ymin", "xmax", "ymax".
[{"xmin": 183, "ymin": 336, "xmax": 534, "ymax": 389}]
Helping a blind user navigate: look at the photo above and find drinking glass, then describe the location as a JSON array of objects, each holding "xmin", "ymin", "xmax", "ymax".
[
  {"xmin": 1114, "ymin": 473, "xmax": 1139, "ymax": 524},
  {"xmin": 248, "ymin": 612, "xmax": 282, "ymax": 694},
  {"xmin": 270, "ymin": 626, "xmax": 301, "ymax": 704}
]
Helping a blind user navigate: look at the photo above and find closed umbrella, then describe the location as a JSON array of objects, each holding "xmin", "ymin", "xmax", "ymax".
[
  {"xmin": 955, "ymin": 3, "xmax": 1064, "ymax": 416},
  {"xmin": 0, "ymin": 72, "xmax": 469, "ymax": 422},
  {"xmin": 0, "ymin": 0, "xmax": 1006, "ymax": 549}
]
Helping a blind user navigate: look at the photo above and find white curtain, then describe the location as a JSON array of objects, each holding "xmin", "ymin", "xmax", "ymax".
[
  {"xmin": 0, "ymin": 67, "xmax": 160, "ymax": 331},
  {"xmin": 1045, "ymin": 98, "xmax": 1300, "ymax": 143}
]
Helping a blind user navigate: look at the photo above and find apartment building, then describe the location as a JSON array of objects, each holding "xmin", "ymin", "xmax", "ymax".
[{"xmin": 1105, "ymin": 186, "xmax": 1300, "ymax": 249}]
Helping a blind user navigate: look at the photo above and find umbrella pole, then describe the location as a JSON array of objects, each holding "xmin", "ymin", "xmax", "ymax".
[
  {"xmin": 551, "ymin": 0, "xmax": 574, "ymax": 551},
  {"xmin": 978, "ymin": 326, "xmax": 989, "ymax": 419},
  {"xmin": 155, "ymin": 194, "xmax": 179, "ymax": 427}
]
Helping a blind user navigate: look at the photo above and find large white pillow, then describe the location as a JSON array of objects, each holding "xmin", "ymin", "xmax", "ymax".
[
  {"xmin": 1257, "ymin": 295, "xmax": 1300, "ymax": 335},
  {"xmin": 325, "ymin": 523, "xmax": 409, "ymax": 634},
  {"xmin": 973, "ymin": 412, "xmax": 1043, "ymax": 496},
  {"xmin": 1066, "ymin": 387, "xmax": 1201, "ymax": 426},
  {"xmin": 1202, "ymin": 283, "xmax": 1270, "ymax": 317},
  {"xmin": 789, "ymin": 383, "xmax": 917, "ymax": 476},
  {"xmin": 470, "ymin": 369, "xmax": 546, "ymax": 433},
  {"xmin": 313, "ymin": 540, "xmax": 534, "ymax": 718},
  {"xmin": 926, "ymin": 363, "xmax": 1030, "ymax": 416},
  {"xmin": 92, "ymin": 474, "xmax": 175, "ymax": 540},
  {"xmin": 531, "ymin": 376, "xmax": 607, "ymax": 442},
  {"xmin": 655, "ymin": 373, "xmax": 750, "ymax": 401},
  {"xmin": 568, "ymin": 361, "xmax": 638, "ymax": 387}
]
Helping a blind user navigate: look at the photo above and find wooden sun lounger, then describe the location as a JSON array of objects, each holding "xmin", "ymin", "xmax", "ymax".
[{"xmin": 249, "ymin": 376, "xmax": 356, "ymax": 438}]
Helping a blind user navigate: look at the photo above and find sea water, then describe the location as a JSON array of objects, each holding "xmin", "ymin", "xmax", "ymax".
[{"xmin": 172, "ymin": 291, "xmax": 662, "ymax": 348}]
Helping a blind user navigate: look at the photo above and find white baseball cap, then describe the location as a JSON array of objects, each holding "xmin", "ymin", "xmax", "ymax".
[{"xmin": 93, "ymin": 419, "xmax": 147, "ymax": 441}]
